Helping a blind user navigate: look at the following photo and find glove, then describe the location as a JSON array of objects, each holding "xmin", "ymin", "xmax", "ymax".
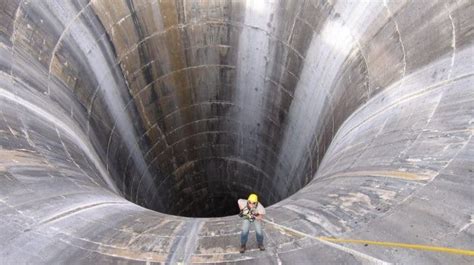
[{"xmin": 239, "ymin": 208, "xmax": 250, "ymax": 218}]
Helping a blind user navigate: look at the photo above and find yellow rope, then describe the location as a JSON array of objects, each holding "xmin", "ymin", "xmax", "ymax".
[
  {"xmin": 264, "ymin": 219, "xmax": 474, "ymax": 257},
  {"xmin": 319, "ymin": 237, "xmax": 474, "ymax": 256}
]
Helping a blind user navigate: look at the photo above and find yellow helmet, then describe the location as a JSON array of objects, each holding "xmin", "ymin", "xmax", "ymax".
[{"xmin": 248, "ymin": 193, "xmax": 258, "ymax": 203}]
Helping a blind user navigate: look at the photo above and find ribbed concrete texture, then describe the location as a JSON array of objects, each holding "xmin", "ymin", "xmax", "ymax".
[{"xmin": 1, "ymin": 0, "xmax": 473, "ymax": 264}]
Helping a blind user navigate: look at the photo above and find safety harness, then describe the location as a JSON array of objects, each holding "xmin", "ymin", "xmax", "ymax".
[{"xmin": 239, "ymin": 202, "xmax": 260, "ymax": 222}]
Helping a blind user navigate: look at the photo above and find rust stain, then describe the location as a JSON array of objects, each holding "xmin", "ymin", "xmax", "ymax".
[
  {"xmin": 159, "ymin": 0, "xmax": 191, "ymax": 107},
  {"xmin": 95, "ymin": 245, "xmax": 168, "ymax": 262},
  {"xmin": 0, "ymin": 149, "xmax": 50, "ymax": 171},
  {"xmin": 327, "ymin": 170, "xmax": 436, "ymax": 181}
]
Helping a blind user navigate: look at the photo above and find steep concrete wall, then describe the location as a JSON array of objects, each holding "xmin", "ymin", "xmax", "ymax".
[{"xmin": 0, "ymin": 0, "xmax": 473, "ymax": 264}]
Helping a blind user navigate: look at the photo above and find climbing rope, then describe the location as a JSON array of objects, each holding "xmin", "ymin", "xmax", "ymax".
[{"xmin": 263, "ymin": 218, "xmax": 474, "ymax": 258}]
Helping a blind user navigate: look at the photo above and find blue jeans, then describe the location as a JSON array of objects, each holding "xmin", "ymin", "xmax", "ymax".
[{"xmin": 240, "ymin": 219, "xmax": 263, "ymax": 246}]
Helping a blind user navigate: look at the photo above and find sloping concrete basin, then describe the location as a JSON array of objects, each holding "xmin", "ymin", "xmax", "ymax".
[{"xmin": 0, "ymin": 0, "xmax": 473, "ymax": 264}]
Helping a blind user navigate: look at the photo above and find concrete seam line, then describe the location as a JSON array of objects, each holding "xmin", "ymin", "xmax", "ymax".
[{"xmin": 26, "ymin": 201, "xmax": 128, "ymax": 231}]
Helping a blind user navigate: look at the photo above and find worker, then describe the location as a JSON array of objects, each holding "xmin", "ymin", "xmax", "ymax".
[{"xmin": 237, "ymin": 193, "xmax": 266, "ymax": 253}]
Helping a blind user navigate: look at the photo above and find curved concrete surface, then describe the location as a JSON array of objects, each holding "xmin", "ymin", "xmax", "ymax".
[{"xmin": 1, "ymin": 0, "xmax": 473, "ymax": 264}]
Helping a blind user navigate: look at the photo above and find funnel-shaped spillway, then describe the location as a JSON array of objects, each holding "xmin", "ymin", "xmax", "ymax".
[{"xmin": 0, "ymin": 0, "xmax": 473, "ymax": 264}]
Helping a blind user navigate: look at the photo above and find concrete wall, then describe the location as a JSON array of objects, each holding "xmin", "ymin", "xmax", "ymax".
[{"xmin": 0, "ymin": 0, "xmax": 473, "ymax": 263}]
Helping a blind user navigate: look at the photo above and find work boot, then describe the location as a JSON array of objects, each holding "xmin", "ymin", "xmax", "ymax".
[
  {"xmin": 239, "ymin": 245, "xmax": 246, "ymax": 253},
  {"xmin": 258, "ymin": 244, "xmax": 265, "ymax": 251}
]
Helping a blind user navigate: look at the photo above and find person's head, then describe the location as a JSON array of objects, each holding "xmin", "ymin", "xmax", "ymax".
[{"xmin": 247, "ymin": 193, "xmax": 258, "ymax": 208}]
